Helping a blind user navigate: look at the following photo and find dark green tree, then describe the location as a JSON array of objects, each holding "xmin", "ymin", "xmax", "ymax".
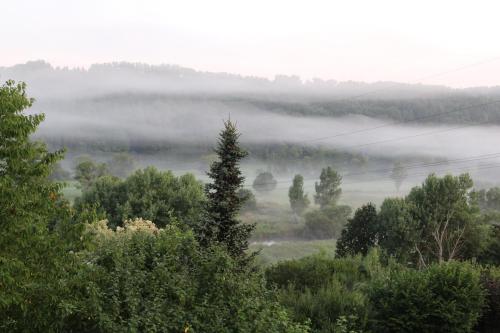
[
  {"xmin": 369, "ymin": 261, "xmax": 485, "ymax": 333},
  {"xmin": 289, "ymin": 174, "xmax": 310, "ymax": 215},
  {"xmin": 315, "ymin": 166, "xmax": 342, "ymax": 209},
  {"xmin": 198, "ymin": 120, "xmax": 254, "ymax": 258},
  {"xmin": 336, "ymin": 203, "xmax": 378, "ymax": 257},
  {"xmin": 377, "ymin": 197, "xmax": 418, "ymax": 263}
]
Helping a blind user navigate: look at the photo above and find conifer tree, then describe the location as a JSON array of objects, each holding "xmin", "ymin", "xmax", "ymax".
[{"xmin": 198, "ymin": 120, "xmax": 254, "ymax": 258}]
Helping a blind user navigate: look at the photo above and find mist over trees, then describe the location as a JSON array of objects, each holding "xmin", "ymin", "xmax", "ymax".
[{"xmin": 2, "ymin": 77, "xmax": 500, "ymax": 332}]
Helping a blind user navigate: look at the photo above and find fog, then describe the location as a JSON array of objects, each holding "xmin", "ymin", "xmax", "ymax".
[
  {"xmin": 34, "ymin": 98, "xmax": 500, "ymax": 161},
  {"xmin": 3, "ymin": 61, "xmax": 500, "ymax": 204},
  {"xmin": 4, "ymin": 61, "xmax": 500, "ymax": 100}
]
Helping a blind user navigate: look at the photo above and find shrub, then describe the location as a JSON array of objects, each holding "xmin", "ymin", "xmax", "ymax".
[
  {"xmin": 368, "ymin": 261, "xmax": 486, "ymax": 333},
  {"xmin": 304, "ymin": 205, "xmax": 351, "ymax": 239},
  {"xmin": 266, "ymin": 251, "xmax": 383, "ymax": 333},
  {"xmin": 476, "ymin": 266, "xmax": 500, "ymax": 333},
  {"xmin": 69, "ymin": 221, "xmax": 309, "ymax": 332}
]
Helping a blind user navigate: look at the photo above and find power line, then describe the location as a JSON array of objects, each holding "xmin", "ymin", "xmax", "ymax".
[
  {"xmin": 243, "ymin": 152, "xmax": 500, "ymax": 190},
  {"xmin": 336, "ymin": 118, "xmax": 493, "ymax": 151},
  {"xmin": 172, "ymin": 57, "xmax": 500, "ymax": 184},
  {"xmin": 299, "ymin": 99, "xmax": 500, "ymax": 144},
  {"xmin": 255, "ymin": 55, "xmax": 500, "ymax": 124},
  {"xmin": 261, "ymin": 162, "xmax": 500, "ymax": 192}
]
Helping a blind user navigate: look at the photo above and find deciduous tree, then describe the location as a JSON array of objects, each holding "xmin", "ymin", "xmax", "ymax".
[{"xmin": 315, "ymin": 167, "xmax": 342, "ymax": 209}]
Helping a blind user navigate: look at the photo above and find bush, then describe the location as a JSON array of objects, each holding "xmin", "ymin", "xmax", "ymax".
[
  {"xmin": 68, "ymin": 221, "xmax": 309, "ymax": 332},
  {"xmin": 368, "ymin": 261, "xmax": 486, "ymax": 333},
  {"xmin": 266, "ymin": 251, "xmax": 383, "ymax": 332},
  {"xmin": 476, "ymin": 266, "xmax": 500, "ymax": 333},
  {"xmin": 304, "ymin": 205, "xmax": 351, "ymax": 239}
]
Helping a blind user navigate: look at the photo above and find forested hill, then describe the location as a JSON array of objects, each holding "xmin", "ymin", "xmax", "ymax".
[{"xmin": 2, "ymin": 60, "xmax": 500, "ymax": 125}]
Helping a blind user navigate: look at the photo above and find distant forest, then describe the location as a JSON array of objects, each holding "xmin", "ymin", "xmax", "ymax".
[{"xmin": 2, "ymin": 60, "xmax": 500, "ymax": 125}]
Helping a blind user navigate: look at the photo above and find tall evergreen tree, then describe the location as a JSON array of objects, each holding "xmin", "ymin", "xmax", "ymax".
[
  {"xmin": 289, "ymin": 174, "xmax": 310, "ymax": 215},
  {"xmin": 198, "ymin": 120, "xmax": 254, "ymax": 258}
]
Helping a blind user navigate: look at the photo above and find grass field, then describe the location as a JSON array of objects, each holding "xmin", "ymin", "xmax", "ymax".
[{"xmin": 250, "ymin": 239, "xmax": 336, "ymax": 266}]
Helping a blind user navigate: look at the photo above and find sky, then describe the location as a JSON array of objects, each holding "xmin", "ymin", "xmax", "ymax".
[{"xmin": 1, "ymin": 0, "xmax": 500, "ymax": 87}]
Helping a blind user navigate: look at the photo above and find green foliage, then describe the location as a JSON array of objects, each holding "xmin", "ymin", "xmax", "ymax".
[
  {"xmin": 2, "ymin": 81, "xmax": 498, "ymax": 333},
  {"xmin": 377, "ymin": 198, "xmax": 418, "ymax": 264},
  {"xmin": 407, "ymin": 173, "xmax": 482, "ymax": 265},
  {"xmin": 71, "ymin": 222, "xmax": 308, "ymax": 333},
  {"xmin": 477, "ymin": 266, "xmax": 500, "ymax": 332},
  {"xmin": 289, "ymin": 174, "xmax": 310, "ymax": 215},
  {"xmin": 75, "ymin": 167, "xmax": 205, "ymax": 228},
  {"xmin": 333, "ymin": 315, "xmax": 362, "ymax": 333},
  {"xmin": 253, "ymin": 171, "xmax": 278, "ymax": 193},
  {"xmin": 374, "ymin": 173, "xmax": 486, "ymax": 266},
  {"xmin": 336, "ymin": 204, "xmax": 378, "ymax": 257},
  {"xmin": 475, "ymin": 187, "xmax": 500, "ymax": 212},
  {"xmin": 198, "ymin": 120, "xmax": 255, "ymax": 258},
  {"xmin": 478, "ymin": 224, "xmax": 500, "ymax": 265},
  {"xmin": 304, "ymin": 205, "xmax": 352, "ymax": 239},
  {"xmin": 0, "ymin": 80, "xmax": 84, "ymax": 331},
  {"xmin": 315, "ymin": 167, "xmax": 342, "ymax": 209},
  {"xmin": 368, "ymin": 261, "xmax": 486, "ymax": 333},
  {"xmin": 266, "ymin": 251, "xmax": 383, "ymax": 333}
]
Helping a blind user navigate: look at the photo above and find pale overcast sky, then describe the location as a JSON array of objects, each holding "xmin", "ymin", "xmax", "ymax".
[{"xmin": 1, "ymin": 0, "xmax": 500, "ymax": 87}]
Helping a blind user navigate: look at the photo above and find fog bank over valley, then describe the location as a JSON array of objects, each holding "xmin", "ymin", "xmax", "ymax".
[{"xmin": 3, "ymin": 61, "xmax": 500, "ymax": 204}]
